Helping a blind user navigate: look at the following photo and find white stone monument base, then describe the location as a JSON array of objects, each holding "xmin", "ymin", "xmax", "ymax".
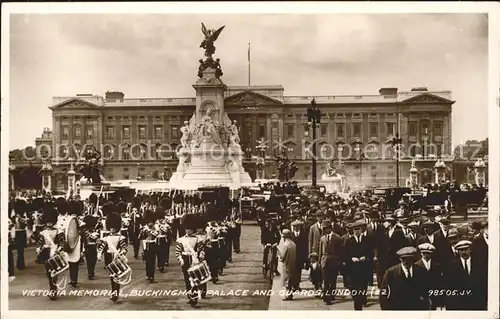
[
  {"xmin": 321, "ymin": 174, "xmax": 343, "ymax": 193},
  {"xmin": 169, "ymin": 137, "xmax": 252, "ymax": 190}
]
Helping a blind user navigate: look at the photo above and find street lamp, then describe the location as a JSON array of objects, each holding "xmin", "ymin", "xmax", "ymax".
[
  {"xmin": 353, "ymin": 142, "xmax": 363, "ymax": 184},
  {"xmin": 307, "ymin": 98, "xmax": 321, "ymax": 187},
  {"xmin": 387, "ymin": 134, "xmax": 403, "ymax": 187}
]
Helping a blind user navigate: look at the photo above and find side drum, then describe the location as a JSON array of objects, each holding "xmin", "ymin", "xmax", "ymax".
[{"xmin": 187, "ymin": 260, "xmax": 211, "ymax": 286}]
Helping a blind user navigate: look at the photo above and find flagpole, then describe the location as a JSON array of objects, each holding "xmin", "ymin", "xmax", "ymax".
[{"xmin": 248, "ymin": 42, "xmax": 251, "ymax": 87}]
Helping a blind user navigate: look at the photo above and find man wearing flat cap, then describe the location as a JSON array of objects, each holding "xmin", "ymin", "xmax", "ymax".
[
  {"xmin": 379, "ymin": 246, "xmax": 429, "ymax": 310},
  {"xmin": 344, "ymin": 219, "xmax": 374, "ymax": 310},
  {"xmin": 406, "ymin": 221, "xmax": 421, "ymax": 248},
  {"xmin": 444, "ymin": 240, "xmax": 487, "ymax": 310},
  {"xmin": 278, "ymin": 229, "xmax": 297, "ymax": 301},
  {"xmin": 415, "ymin": 243, "xmax": 443, "ymax": 309},
  {"xmin": 318, "ymin": 220, "xmax": 343, "ymax": 305}
]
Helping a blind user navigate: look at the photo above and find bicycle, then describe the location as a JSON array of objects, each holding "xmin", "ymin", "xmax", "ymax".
[{"xmin": 263, "ymin": 243, "xmax": 277, "ymax": 284}]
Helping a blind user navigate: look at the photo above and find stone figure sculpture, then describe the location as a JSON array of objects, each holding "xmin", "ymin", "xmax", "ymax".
[
  {"xmin": 180, "ymin": 120, "xmax": 191, "ymax": 149},
  {"xmin": 325, "ymin": 160, "xmax": 337, "ymax": 177},
  {"xmin": 229, "ymin": 120, "xmax": 240, "ymax": 146},
  {"xmin": 195, "ymin": 109, "xmax": 221, "ymax": 146},
  {"xmin": 200, "ymin": 23, "xmax": 225, "ymax": 58}
]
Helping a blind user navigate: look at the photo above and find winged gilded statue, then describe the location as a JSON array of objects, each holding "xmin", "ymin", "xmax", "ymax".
[{"xmin": 200, "ymin": 23, "xmax": 225, "ymax": 57}]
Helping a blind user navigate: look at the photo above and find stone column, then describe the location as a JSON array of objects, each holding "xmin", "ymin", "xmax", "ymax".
[
  {"xmin": 9, "ymin": 164, "xmax": 16, "ymax": 190},
  {"xmin": 409, "ymin": 159, "xmax": 418, "ymax": 189}
]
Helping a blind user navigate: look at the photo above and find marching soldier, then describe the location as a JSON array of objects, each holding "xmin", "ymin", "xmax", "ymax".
[
  {"xmin": 155, "ymin": 204, "xmax": 170, "ymax": 272},
  {"xmin": 195, "ymin": 215, "xmax": 210, "ymax": 298},
  {"xmin": 13, "ymin": 199, "xmax": 28, "ymax": 270},
  {"xmin": 8, "ymin": 217, "xmax": 16, "ymax": 280},
  {"xmin": 36, "ymin": 204, "xmax": 67, "ymax": 300},
  {"xmin": 232, "ymin": 204, "xmax": 243, "ymax": 254},
  {"xmin": 139, "ymin": 209, "xmax": 158, "ymax": 283},
  {"xmin": 129, "ymin": 199, "xmax": 143, "ymax": 259},
  {"xmin": 175, "ymin": 214, "xmax": 205, "ymax": 307},
  {"xmin": 97, "ymin": 211, "xmax": 128, "ymax": 303},
  {"xmin": 81, "ymin": 213, "xmax": 99, "ymax": 280},
  {"xmin": 206, "ymin": 220, "xmax": 220, "ymax": 284}
]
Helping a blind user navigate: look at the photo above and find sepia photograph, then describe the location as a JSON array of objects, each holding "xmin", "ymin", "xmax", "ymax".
[{"xmin": 2, "ymin": 4, "xmax": 496, "ymax": 314}]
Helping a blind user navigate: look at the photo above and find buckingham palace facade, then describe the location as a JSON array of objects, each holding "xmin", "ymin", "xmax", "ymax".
[{"xmin": 17, "ymin": 85, "xmax": 458, "ymax": 190}]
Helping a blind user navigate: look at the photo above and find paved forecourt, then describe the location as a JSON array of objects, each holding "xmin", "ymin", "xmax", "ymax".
[{"xmin": 9, "ymin": 222, "xmax": 270, "ymax": 310}]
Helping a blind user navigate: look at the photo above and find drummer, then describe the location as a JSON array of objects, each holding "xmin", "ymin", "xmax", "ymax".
[
  {"xmin": 195, "ymin": 215, "xmax": 210, "ymax": 299},
  {"xmin": 36, "ymin": 203, "xmax": 67, "ymax": 300},
  {"xmin": 175, "ymin": 214, "xmax": 205, "ymax": 307},
  {"xmin": 81, "ymin": 213, "xmax": 99, "ymax": 280},
  {"xmin": 66, "ymin": 200, "xmax": 83, "ymax": 288},
  {"xmin": 97, "ymin": 210, "xmax": 128, "ymax": 303}
]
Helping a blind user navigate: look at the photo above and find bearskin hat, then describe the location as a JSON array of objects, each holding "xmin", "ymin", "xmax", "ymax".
[
  {"xmin": 154, "ymin": 206, "xmax": 165, "ymax": 220},
  {"xmin": 14, "ymin": 199, "xmax": 27, "ymax": 215},
  {"xmin": 182, "ymin": 213, "xmax": 199, "ymax": 230},
  {"xmin": 116, "ymin": 201, "xmax": 127, "ymax": 214},
  {"xmin": 32, "ymin": 197, "xmax": 45, "ymax": 212},
  {"xmin": 43, "ymin": 207, "xmax": 59, "ymax": 224},
  {"xmin": 132, "ymin": 196, "xmax": 142, "ymax": 209},
  {"xmin": 101, "ymin": 201, "xmax": 116, "ymax": 217},
  {"xmin": 88, "ymin": 193, "xmax": 98, "ymax": 205},
  {"xmin": 143, "ymin": 209, "xmax": 156, "ymax": 224},
  {"xmin": 68, "ymin": 200, "xmax": 83, "ymax": 216},
  {"xmin": 105, "ymin": 212, "xmax": 122, "ymax": 231},
  {"xmin": 159, "ymin": 198, "xmax": 170, "ymax": 210},
  {"xmin": 83, "ymin": 215, "xmax": 98, "ymax": 229},
  {"xmin": 150, "ymin": 194, "xmax": 158, "ymax": 206},
  {"xmin": 55, "ymin": 197, "xmax": 68, "ymax": 214}
]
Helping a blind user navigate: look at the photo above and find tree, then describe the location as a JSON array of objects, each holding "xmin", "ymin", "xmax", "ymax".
[{"xmin": 453, "ymin": 139, "xmax": 488, "ymax": 160}]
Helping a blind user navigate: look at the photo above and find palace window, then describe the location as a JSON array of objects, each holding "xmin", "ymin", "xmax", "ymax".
[
  {"xmin": 62, "ymin": 126, "xmax": 69, "ymax": 139},
  {"xmin": 352, "ymin": 123, "xmax": 361, "ymax": 137},
  {"xmin": 138, "ymin": 126, "xmax": 146, "ymax": 139},
  {"xmin": 409, "ymin": 122, "xmax": 417, "ymax": 136},
  {"xmin": 286, "ymin": 124, "xmax": 294, "ymax": 138},
  {"xmin": 370, "ymin": 123, "xmax": 378, "ymax": 137},
  {"xmin": 258, "ymin": 124, "xmax": 266, "ymax": 139},
  {"xmin": 320, "ymin": 124, "xmax": 328, "ymax": 136},
  {"xmin": 86, "ymin": 126, "xmax": 93, "ymax": 139},
  {"xmin": 74, "ymin": 127, "xmax": 81, "ymax": 139},
  {"xmin": 155, "ymin": 126, "xmax": 163, "ymax": 140},
  {"xmin": 124, "ymin": 167, "xmax": 129, "ymax": 172},
  {"xmin": 303, "ymin": 123, "xmax": 309, "ymax": 137},
  {"xmin": 122, "ymin": 126, "xmax": 131, "ymax": 139},
  {"xmin": 106, "ymin": 126, "xmax": 115, "ymax": 139},
  {"xmin": 122, "ymin": 147, "xmax": 130, "ymax": 160},
  {"xmin": 421, "ymin": 121, "xmax": 430, "ymax": 135},
  {"xmin": 386, "ymin": 123, "xmax": 395, "ymax": 136},
  {"xmin": 434, "ymin": 121, "xmax": 443, "ymax": 136},
  {"xmin": 336, "ymin": 123, "xmax": 345, "ymax": 137},
  {"xmin": 171, "ymin": 126, "xmax": 179, "ymax": 139}
]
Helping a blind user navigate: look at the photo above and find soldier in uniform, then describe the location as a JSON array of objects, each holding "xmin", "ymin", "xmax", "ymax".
[
  {"xmin": 13, "ymin": 199, "xmax": 28, "ymax": 270},
  {"xmin": 155, "ymin": 204, "xmax": 170, "ymax": 272},
  {"xmin": 139, "ymin": 209, "xmax": 158, "ymax": 283},
  {"xmin": 129, "ymin": 198, "xmax": 143, "ymax": 259},
  {"xmin": 8, "ymin": 217, "xmax": 16, "ymax": 280},
  {"xmin": 36, "ymin": 204, "xmax": 67, "ymax": 300},
  {"xmin": 195, "ymin": 215, "xmax": 210, "ymax": 298},
  {"xmin": 97, "ymin": 211, "xmax": 128, "ymax": 302},
  {"xmin": 175, "ymin": 214, "xmax": 205, "ymax": 307},
  {"xmin": 81, "ymin": 213, "xmax": 99, "ymax": 280}
]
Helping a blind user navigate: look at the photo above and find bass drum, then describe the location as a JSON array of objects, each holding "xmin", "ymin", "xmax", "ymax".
[{"xmin": 65, "ymin": 217, "xmax": 79, "ymax": 250}]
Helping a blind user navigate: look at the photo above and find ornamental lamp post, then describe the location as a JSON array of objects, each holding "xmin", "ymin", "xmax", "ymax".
[
  {"xmin": 387, "ymin": 134, "xmax": 403, "ymax": 187},
  {"xmin": 307, "ymin": 98, "xmax": 321, "ymax": 187}
]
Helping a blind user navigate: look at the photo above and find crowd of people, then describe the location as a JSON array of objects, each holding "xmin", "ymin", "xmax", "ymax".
[
  {"xmin": 7, "ymin": 180, "xmax": 489, "ymax": 311},
  {"xmin": 254, "ymin": 181, "xmax": 488, "ymax": 310},
  {"xmin": 8, "ymin": 191, "xmax": 242, "ymax": 307}
]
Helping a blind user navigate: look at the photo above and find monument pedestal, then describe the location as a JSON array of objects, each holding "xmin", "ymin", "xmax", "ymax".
[{"xmin": 321, "ymin": 173, "xmax": 343, "ymax": 193}]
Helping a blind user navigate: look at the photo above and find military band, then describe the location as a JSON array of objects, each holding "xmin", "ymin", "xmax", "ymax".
[{"xmin": 7, "ymin": 181, "xmax": 489, "ymax": 311}]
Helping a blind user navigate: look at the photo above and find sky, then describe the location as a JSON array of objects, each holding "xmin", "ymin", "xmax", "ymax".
[{"xmin": 8, "ymin": 13, "xmax": 489, "ymax": 149}]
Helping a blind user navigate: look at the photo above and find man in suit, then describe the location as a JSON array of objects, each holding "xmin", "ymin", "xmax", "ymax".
[
  {"xmin": 386, "ymin": 216, "xmax": 409, "ymax": 268},
  {"xmin": 278, "ymin": 229, "xmax": 297, "ymax": 301},
  {"xmin": 318, "ymin": 220, "xmax": 343, "ymax": 305},
  {"xmin": 416, "ymin": 220, "xmax": 436, "ymax": 246},
  {"xmin": 291, "ymin": 220, "xmax": 308, "ymax": 291},
  {"xmin": 379, "ymin": 246, "xmax": 429, "ymax": 310},
  {"xmin": 415, "ymin": 243, "xmax": 443, "ymax": 310},
  {"xmin": 343, "ymin": 219, "xmax": 374, "ymax": 310},
  {"xmin": 406, "ymin": 221, "xmax": 421, "ymax": 247},
  {"xmin": 471, "ymin": 221, "xmax": 488, "ymax": 268},
  {"xmin": 308, "ymin": 213, "xmax": 324, "ymax": 255},
  {"xmin": 433, "ymin": 218, "xmax": 454, "ymax": 270},
  {"xmin": 444, "ymin": 240, "xmax": 487, "ymax": 310}
]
